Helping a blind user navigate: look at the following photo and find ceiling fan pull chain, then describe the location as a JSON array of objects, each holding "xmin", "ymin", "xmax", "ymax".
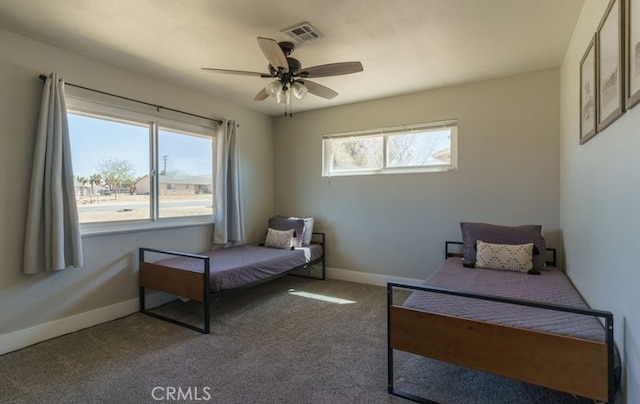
[{"xmin": 289, "ymin": 91, "xmax": 293, "ymax": 118}]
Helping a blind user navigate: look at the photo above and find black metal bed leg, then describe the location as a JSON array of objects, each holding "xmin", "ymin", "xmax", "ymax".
[
  {"xmin": 139, "ymin": 287, "xmax": 146, "ymax": 312},
  {"xmin": 139, "ymin": 248, "xmax": 147, "ymax": 313},
  {"xmin": 387, "ymin": 284, "xmax": 393, "ymax": 393},
  {"xmin": 321, "ymin": 232, "xmax": 326, "ymax": 280},
  {"xmin": 606, "ymin": 315, "xmax": 615, "ymax": 404},
  {"xmin": 203, "ymin": 257, "xmax": 211, "ymax": 334},
  {"xmin": 388, "ymin": 345, "xmax": 394, "ymax": 393},
  {"xmin": 203, "ymin": 295, "xmax": 210, "ymax": 334},
  {"xmin": 386, "ymin": 283, "xmax": 443, "ymax": 404}
]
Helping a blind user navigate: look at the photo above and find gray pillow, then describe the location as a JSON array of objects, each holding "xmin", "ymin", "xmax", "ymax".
[
  {"xmin": 268, "ymin": 216, "xmax": 306, "ymax": 247},
  {"xmin": 264, "ymin": 228, "xmax": 294, "ymax": 249},
  {"xmin": 460, "ymin": 222, "xmax": 547, "ymax": 268},
  {"xmin": 280, "ymin": 215, "xmax": 314, "ymax": 246}
]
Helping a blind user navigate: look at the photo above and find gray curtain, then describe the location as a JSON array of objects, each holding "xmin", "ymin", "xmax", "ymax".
[
  {"xmin": 213, "ymin": 120, "xmax": 245, "ymax": 244},
  {"xmin": 23, "ymin": 73, "xmax": 83, "ymax": 274}
]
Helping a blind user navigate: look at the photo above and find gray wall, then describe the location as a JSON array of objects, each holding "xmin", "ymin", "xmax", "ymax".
[
  {"xmin": 273, "ymin": 68, "xmax": 561, "ymax": 281},
  {"xmin": 560, "ymin": 1, "xmax": 640, "ymax": 402},
  {"xmin": 0, "ymin": 29, "xmax": 273, "ymax": 343}
]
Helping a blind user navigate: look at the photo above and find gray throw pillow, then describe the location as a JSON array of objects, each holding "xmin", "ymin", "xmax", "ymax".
[
  {"xmin": 279, "ymin": 215, "xmax": 314, "ymax": 246},
  {"xmin": 460, "ymin": 222, "xmax": 547, "ymax": 268},
  {"xmin": 268, "ymin": 216, "xmax": 306, "ymax": 247}
]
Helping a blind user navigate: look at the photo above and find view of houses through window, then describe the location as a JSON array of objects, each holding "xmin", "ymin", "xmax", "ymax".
[
  {"xmin": 68, "ymin": 111, "xmax": 214, "ymax": 225},
  {"xmin": 157, "ymin": 127, "xmax": 213, "ymax": 219}
]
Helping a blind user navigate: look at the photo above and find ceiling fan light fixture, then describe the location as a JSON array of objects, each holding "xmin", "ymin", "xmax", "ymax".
[
  {"xmin": 275, "ymin": 88, "xmax": 290, "ymax": 104},
  {"xmin": 291, "ymin": 82, "xmax": 308, "ymax": 100},
  {"xmin": 265, "ymin": 80, "xmax": 282, "ymax": 98}
]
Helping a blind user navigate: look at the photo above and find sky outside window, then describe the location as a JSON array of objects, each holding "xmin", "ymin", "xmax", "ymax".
[{"xmin": 68, "ymin": 113, "xmax": 149, "ymax": 178}]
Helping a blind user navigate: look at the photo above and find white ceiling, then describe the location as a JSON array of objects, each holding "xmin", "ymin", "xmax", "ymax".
[{"xmin": 0, "ymin": 0, "xmax": 584, "ymax": 117}]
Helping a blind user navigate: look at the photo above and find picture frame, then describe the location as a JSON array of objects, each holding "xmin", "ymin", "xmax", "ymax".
[
  {"xmin": 580, "ymin": 34, "xmax": 597, "ymax": 144},
  {"xmin": 626, "ymin": 0, "xmax": 640, "ymax": 108},
  {"xmin": 596, "ymin": 0, "xmax": 625, "ymax": 132}
]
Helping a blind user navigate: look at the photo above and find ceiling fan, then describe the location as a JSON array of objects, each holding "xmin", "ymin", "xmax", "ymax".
[{"xmin": 202, "ymin": 37, "xmax": 363, "ymax": 107}]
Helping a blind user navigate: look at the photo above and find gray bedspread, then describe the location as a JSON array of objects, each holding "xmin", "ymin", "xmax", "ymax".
[
  {"xmin": 154, "ymin": 244, "xmax": 323, "ymax": 292},
  {"xmin": 403, "ymin": 257, "xmax": 608, "ymax": 343}
]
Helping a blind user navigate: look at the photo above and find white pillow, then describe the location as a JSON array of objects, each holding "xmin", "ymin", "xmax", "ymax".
[
  {"xmin": 475, "ymin": 240, "xmax": 534, "ymax": 272},
  {"xmin": 265, "ymin": 228, "xmax": 294, "ymax": 249},
  {"xmin": 297, "ymin": 216, "xmax": 314, "ymax": 246},
  {"xmin": 277, "ymin": 215, "xmax": 314, "ymax": 246}
]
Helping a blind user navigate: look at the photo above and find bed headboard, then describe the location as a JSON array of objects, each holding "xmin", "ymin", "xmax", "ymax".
[{"xmin": 445, "ymin": 241, "xmax": 557, "ymax": 267}]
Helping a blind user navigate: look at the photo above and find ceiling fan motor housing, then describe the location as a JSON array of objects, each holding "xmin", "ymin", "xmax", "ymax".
[
  {"xmin": 286, "ymin": 58, "xmax": 301, "ymax": 73},
  {"xmin": 278, "ymin": 41, "xmax": 295, "ymax": 56},
  {"xmin": 268, "ymin": 57, "xmax": 302, "ymax": 84}
]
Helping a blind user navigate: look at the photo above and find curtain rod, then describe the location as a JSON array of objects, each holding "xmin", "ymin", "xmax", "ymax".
[{"xmin": 38, "ymin": 74, "xmax": 223, "ymax": 125}]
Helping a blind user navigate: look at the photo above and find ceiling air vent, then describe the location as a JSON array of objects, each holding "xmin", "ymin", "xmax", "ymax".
[{"xmin": 281, "ymin": 22, "xmax": 323, "ymax": 43}]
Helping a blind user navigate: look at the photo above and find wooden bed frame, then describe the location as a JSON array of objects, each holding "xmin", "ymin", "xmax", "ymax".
[
  {"xmin": 139, "ymin": 232, "xmax": 325, "ymax": 334},
  {"xmin": 387, "ymin": 242, "xmax": 616, "ymax": 404}
]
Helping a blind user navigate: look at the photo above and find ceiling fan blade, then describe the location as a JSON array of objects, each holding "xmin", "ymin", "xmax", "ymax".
[
  {"xmin": 253, "ymin": 88, "xmax": 269, "ymax": 101},
  {"xmin": 201, "ymin": 68, "xmax": 271, "ymax": 77},
  {"xmin": 298, "ymin": 62, "xmax": 363, "ymax": 78},
  {"xmin": 257, "ymin": 37, "xmax": 289, "ymax": 72},
  {"xmin": 299, "ymin": 80, "xmax": 338, "ymax": 99}
]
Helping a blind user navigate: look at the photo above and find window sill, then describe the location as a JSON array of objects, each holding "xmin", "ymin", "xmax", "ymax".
[
  {"xmin": 80, "ymin": 216, "xmax": 214, "ymax": 238},
  {"xmin": 323, "ymin": 165, "xmax": 456, "ymax": 177}
]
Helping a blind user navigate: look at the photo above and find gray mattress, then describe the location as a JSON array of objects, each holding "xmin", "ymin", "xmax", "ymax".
[
  {"xmin": 154, "ymin": 244, "xmax": 323, "ymax": 292},
  {"xmin": 404, "ymin": 257, "xmax": 608, "ymax": 343}
]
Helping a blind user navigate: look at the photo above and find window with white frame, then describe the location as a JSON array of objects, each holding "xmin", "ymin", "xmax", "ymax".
[
  {"xmin": 322, "ymin": 120, "xmax": 457, "ymax": 177},
  {"xmin": 66, "ymin": 92, "xmax": 215, "ymax": 233}
]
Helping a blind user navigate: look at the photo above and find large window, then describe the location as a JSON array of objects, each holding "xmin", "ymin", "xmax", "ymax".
[
  {"xmin": 66, "ymin": 93, "xmax": 215, "ymax": 233},
  {"xmin": 322, "ymin": 120, "xmax": 457, "ymax": 176}
]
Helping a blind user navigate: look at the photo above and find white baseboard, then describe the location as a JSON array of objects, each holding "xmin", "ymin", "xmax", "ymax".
[
  {"xmin": 326, "ymin": 266, "xmax": 423, "ymax": 287},
  {"xmin": 0, "ymin": 270, "xmax": 416, "ymax": 356},
  {"xmin": 0, "ymin": 291, "xmax": 174, "ymax": 356}
]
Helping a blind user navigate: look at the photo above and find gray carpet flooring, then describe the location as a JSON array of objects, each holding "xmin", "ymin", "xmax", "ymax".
[{"xmin": 0, "ymin": 276, "xmax": 597, "ymax": 404}]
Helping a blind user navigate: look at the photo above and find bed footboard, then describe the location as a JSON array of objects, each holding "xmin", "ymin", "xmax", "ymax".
[
  {"xmin": 387, "ymin": 283, "xmax": 616, "ymax": 404},
  {"xmin": 139, "ymin": 248, "xmax": 211, "ymax": 334}
]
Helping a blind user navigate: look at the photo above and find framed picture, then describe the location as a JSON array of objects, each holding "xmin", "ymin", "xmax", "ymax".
[
  {"xmin": 596, "ymin": 0, "xmax": 625, "ymax": 132},
  {"xmin": 627, "ymin": 0, "xmax": 640, "ymax": 108},
  {"xmin": 580, "ymin": 34, "xmax": 597, "ymax": 144}
]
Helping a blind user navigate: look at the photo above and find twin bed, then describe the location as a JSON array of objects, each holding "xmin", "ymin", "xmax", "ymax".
[
  {"xmin": 388, "ymin": 224, "xmax": 620, "ymax": 404},
  {"xmin": 138, "ymin": 216, "xmax": 324, "ymax": 334}
]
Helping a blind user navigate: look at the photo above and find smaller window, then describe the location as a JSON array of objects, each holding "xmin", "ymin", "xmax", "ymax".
[{"xmin": 322, "ymin": 120, "xmax": 457, "ymax": 177}]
